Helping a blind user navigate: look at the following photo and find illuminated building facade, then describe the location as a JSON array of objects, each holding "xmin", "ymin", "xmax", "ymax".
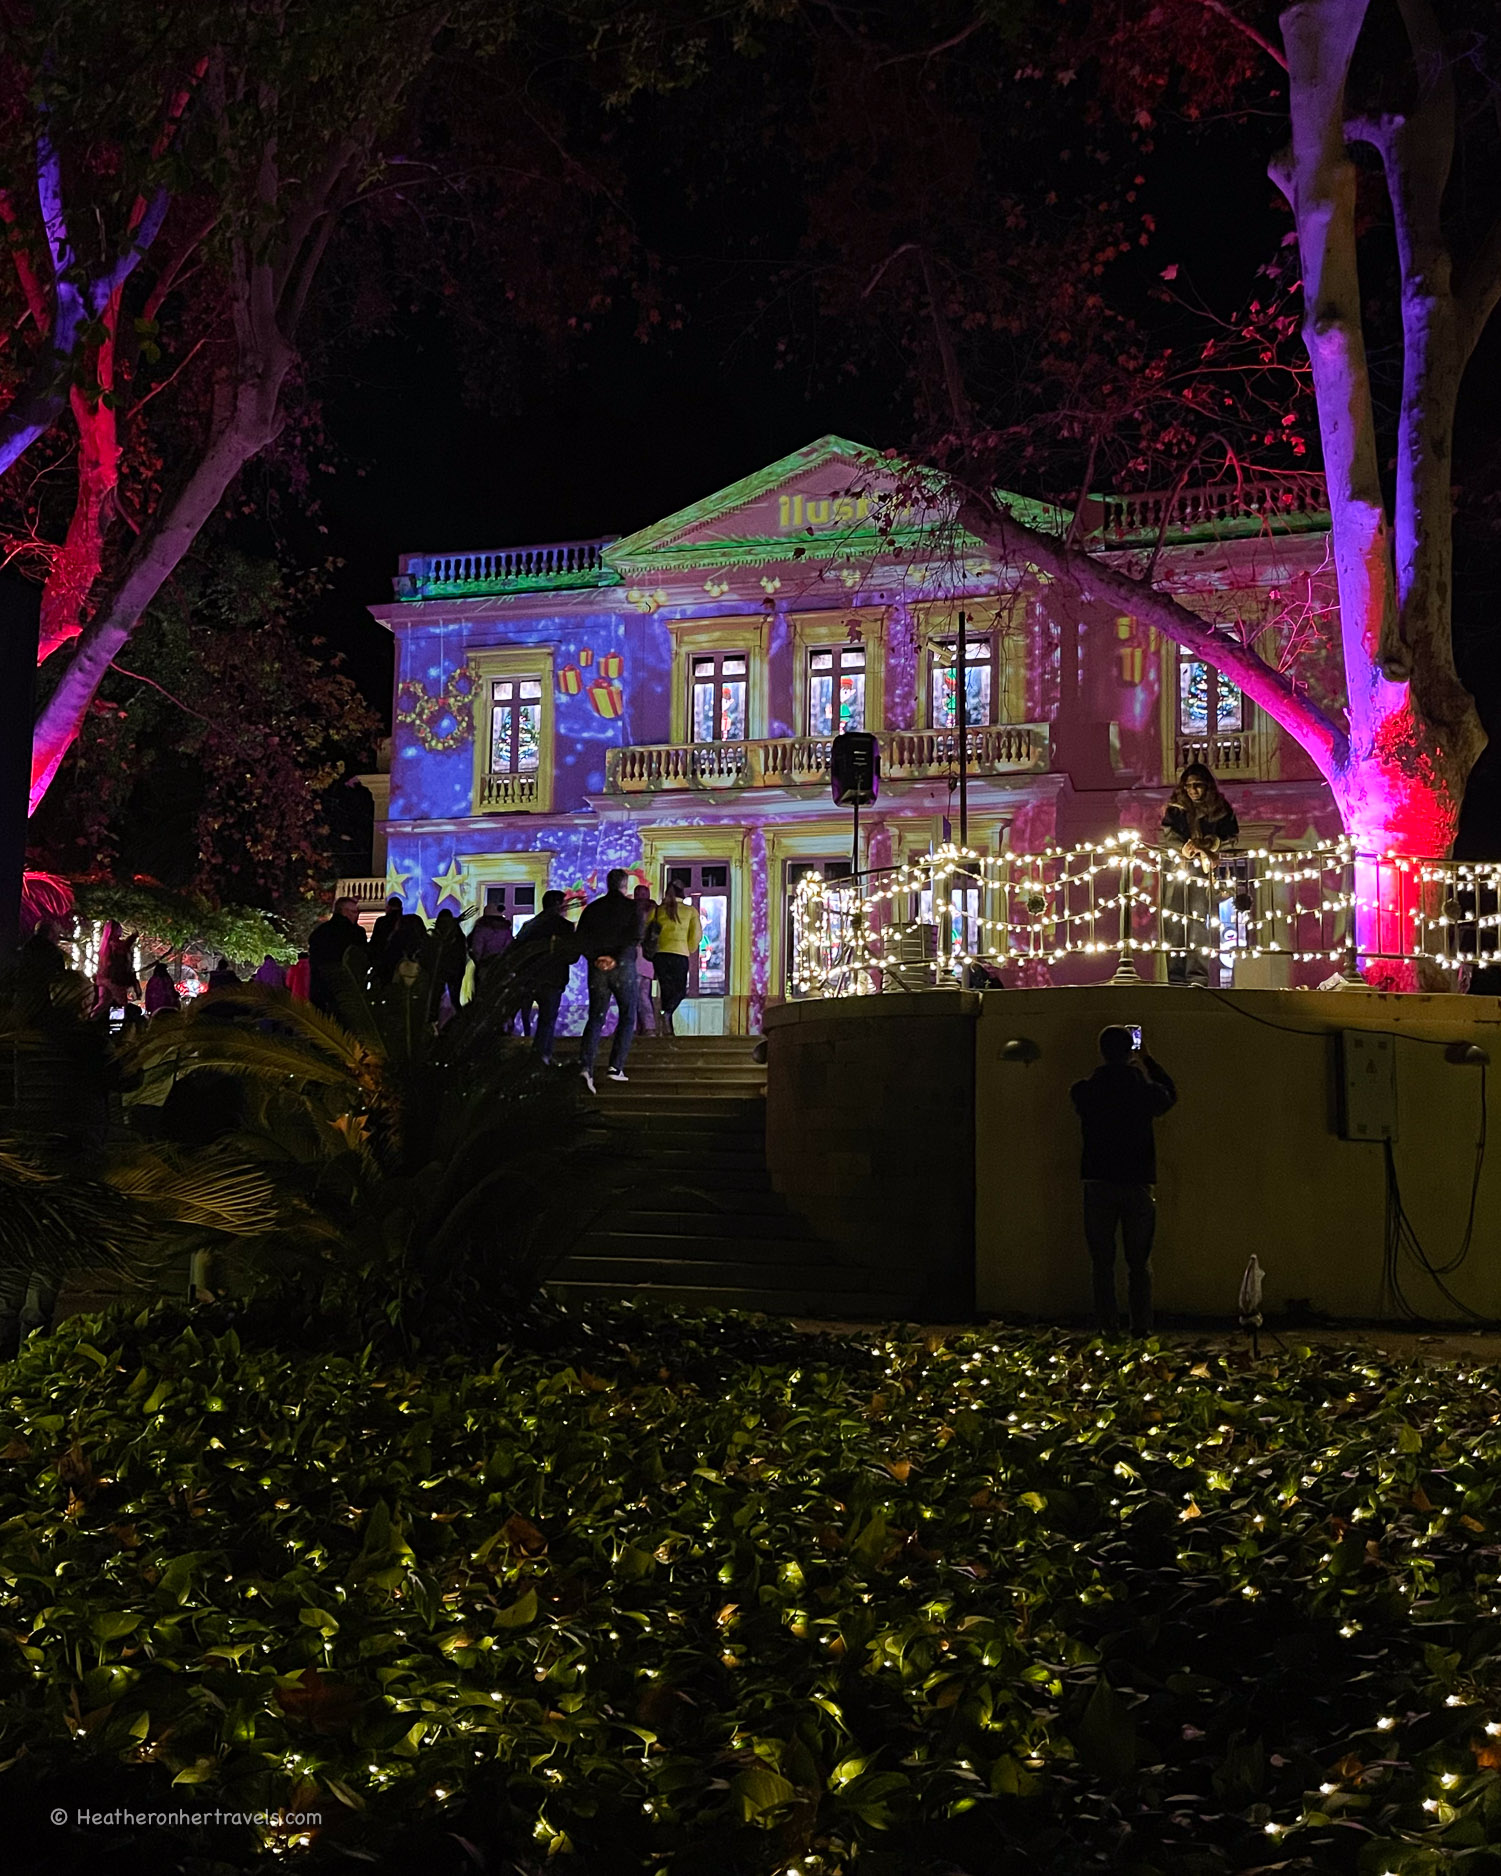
[{"xmin": 367, "ymin": 436, "xmax": 1341, "ymax": 1034}]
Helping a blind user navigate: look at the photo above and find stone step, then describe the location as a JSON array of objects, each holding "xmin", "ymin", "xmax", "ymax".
[
  {"xmin": 619, "ymin": 1168, "xmax": 783, "ymax": 1202},
  {"xmin": 599, "ymin": 1144, "xmax": 771, "ymax": 1175},
  {"xmin": 580, "ymin": 1210, "xmax": 822, "ymax": 1246},
  {"xmin": 546, "ymin": 1279, "xmax": 913, "ymax": 1320},
  {"xmin": 589, "ymin": 1105, "xmax": 766, "ymax": 1133},
  {"xmin": 579, "ymin": 1038, "xmax": 758, "ymax": 1056},
  {"xmin": 552, "ymin": 1252, "xmax": 873, "ymax": 1291},
  {"xmin": 613, "ymin": 1188, "xmax": 796, "ymax": 1219},
  {"xmin": 591, "ymin": 1074, "xmax": 767, "ymax": 1096}
]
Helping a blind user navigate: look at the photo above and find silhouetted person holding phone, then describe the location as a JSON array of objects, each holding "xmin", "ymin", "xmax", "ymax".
[{"xmin": 1070, "ymin": 1026, "xmax": 1177, "ymax": 1335}]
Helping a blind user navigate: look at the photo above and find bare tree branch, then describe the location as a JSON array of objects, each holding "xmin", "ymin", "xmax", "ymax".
[
  {"xmin": 874, "ymin": 15, "xmax": 987, "ymax": 69},
  {"xmin": 1455, "ymin": 212, "xmax": 1501, "ymax": 363},
  {"xmin": 1195, "ymin": 0, "xmax": 1289, "ymax": 70}
]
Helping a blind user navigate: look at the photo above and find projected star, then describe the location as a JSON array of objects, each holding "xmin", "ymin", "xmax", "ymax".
[{"xmin": 431, "ymin": 857, "xmax": 467, "ymax": 906}]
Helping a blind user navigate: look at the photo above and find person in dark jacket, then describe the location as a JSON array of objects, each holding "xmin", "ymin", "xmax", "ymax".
[
  {"xmin": 367, "ymin": 896, "xmax": 404, "ymax": 965},
  {"xmin": 308, "ymin": 895, "xmax": 368, "ymax": 1012},
  {"xmin": 378, "ymin": 913, "xmax": 430, "ymax": 983},
  {"xmin": 1070, "ymin": 1026, "xmax": 1177, "ymax": 1335},
  {"xmin": 144, "ymin": 961, "xmax": 180, "ymax": 1015},
  {"xmin": 1161, "ymin": 763, "xmax": 1239, "ymax": 986},
  {"xmin": 206, "ymin": 956, "xmax": 241, "ymax": 992},
  {"xmin": 514, "ymin": 890, "xmax": 577, "ymax": 1064},
  {"xmin": 574, "ymin": 868, "xmax": 640, "ymax": 1091},
  {"xmin": 469, "ymin": 911, "xmax": 515, "ymax": 1019},
  {"xmin": 428, "ymin": 908, "xmax": 468, "ymax": 1025}
]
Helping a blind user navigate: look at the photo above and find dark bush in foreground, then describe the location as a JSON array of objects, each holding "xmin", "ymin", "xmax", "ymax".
[{"xmin": 3, "ymin": 1304, "xmax": 1501, "ymax": 1874}]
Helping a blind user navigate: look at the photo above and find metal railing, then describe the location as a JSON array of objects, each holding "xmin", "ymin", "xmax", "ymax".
[
  {"xmin": 792, "ymin": 839, "xmax": 1501, "ymax": 996},
  {"xmin": 606, "ymin": 724, "xmax": 1049, "ymax": 793}
]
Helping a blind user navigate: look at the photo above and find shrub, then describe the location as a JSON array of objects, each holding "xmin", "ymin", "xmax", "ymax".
[{"xmin": 3, "ymin": 1306, "xmax": 1501, "ymax": 1873}]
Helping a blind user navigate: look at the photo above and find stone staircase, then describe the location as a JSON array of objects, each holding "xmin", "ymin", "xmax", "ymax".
[{"xmin": 548, "ymin": 1036, "xmax": 910, "ymax": 1318}]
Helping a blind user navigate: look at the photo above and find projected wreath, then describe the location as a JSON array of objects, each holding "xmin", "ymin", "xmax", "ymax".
[{"xmin": 396, "ymin": 665, "xmax": 477, "ymax": 753}]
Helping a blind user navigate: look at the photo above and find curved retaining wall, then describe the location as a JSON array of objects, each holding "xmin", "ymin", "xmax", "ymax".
[
  {"xmin": 764, "ymin": 993, "xmax": 977, "ymax": 1318},
  {"xmin": 766, "ymin": 987, "xmax": 1501, "ymax": 1324}
]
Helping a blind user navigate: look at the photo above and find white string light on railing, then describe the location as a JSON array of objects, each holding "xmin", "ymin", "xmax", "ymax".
[{"xmin": 791, "ymin": 838, "xmax": 1501, "ymax": 995}]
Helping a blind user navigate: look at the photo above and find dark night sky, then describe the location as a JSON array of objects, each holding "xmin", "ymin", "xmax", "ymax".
[
  {"xmin": 298, "ymin": 309, "xmax": 907, "ymax": 707},
  {"xmin": 284, "ymin": 81, "xmax": 1501, "ymax": 857},
  {"xmin": 297, "ymin": 109, "xmax": 1288, "ymax": 700}
]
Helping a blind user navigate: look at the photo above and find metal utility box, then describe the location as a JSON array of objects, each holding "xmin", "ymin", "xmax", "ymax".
[{"xmin": 1338, "ymin": 1030, "xmax": 1398, "ymax": 1141}]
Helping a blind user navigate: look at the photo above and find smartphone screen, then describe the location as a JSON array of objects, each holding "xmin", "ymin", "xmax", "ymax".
[{"xmin": 1128, "ymin": 1025, "xmax": 1143, "ymax": 1051}]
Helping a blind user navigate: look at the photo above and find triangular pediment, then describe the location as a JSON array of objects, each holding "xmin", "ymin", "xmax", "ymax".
[{"xmin": 607, "ymin": 436, "xmax": 953, "ymax": 571}]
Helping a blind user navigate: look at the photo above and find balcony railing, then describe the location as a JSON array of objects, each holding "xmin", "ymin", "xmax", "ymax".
[
  {"xmin": 479, "ymin": 771, "xmax": 541, "ymax": 812},
  {"xmin": 794, "ymin": 841, "xmax": 1501, "ymax": 994},
  {"xmin": 1175, "ymin": 730, "xmax": 1265, "ymax": 778},
  {"xmin": 605, "ymin": 724, "xmax": 1049, "ymax": 794},
  {"xmin": 1096, "ymin": 475, "xmax": 1329, "ymax": 543},
  {"xmin": 334, "ymin": 877, "xmax": 390, "ymax": 914},
  {"xmin": 393, "ymin": 538, "xmax": 618, "ymax": 600}
]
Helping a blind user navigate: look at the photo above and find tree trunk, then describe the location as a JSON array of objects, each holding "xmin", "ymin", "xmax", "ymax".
[
  {"xmin": 956, "ymin": 492, "xmax": 1347, "ymax": 774},
  {"xmin": 29, "ymin": 352, "xmax": 290, "ymax": 809},
  {"xmin": 37, "ymin": 364, "xmax": 121, "ymax": 664},
  {"xmin": 1279, "ymin": 0, "xmax": 1482, "ymax": 857}
]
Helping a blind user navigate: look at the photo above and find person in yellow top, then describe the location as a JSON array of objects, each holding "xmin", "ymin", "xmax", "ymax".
[{"xmin": 647, "ymin": 879, "xmax": 701, "ymax": 1037}]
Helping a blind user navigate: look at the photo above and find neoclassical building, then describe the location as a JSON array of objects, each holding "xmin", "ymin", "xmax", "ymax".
[{"xmin": 362, "ymin": 436, "xmax": 1341, "ymax": 1034}]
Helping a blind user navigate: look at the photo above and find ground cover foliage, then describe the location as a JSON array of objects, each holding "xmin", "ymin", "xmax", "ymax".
[{"xmin": 4, "ymin": 1308, "xmax": 1501, "ymax": 1874}]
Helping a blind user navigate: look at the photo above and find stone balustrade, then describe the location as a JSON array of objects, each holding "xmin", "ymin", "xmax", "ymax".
[
  {"xmin": 393, "ymin": 538, "xmax": 617, "ymax": 599},
  {"xmin": 479, "ymin": 771, "xmax": 541, "ymax": 811},
  {"xmin": 605, "ymin": 724, "xmax": 1049, "ymax": 794}
]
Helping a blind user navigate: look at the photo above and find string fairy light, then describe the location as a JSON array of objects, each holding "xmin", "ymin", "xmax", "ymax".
[{"xmin": 792, "ymin": 837, "xmax": 1501, "ymax": 996}]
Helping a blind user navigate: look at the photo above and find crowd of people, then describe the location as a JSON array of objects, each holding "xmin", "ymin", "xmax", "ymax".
[
  {"xmin": 298, "ymin": 871, "xmax": 703, "ymax": 1091},
  {"xmin": 288, "ymin": 872, "xmax": 703, "ymax": 1092},
  {"xmin": 42, "ymin": 760, "xmax": 1239, "ymax": 1070},
  {"xmin": 18, "ymin": 864, "xmax": 708, "ymax": 1090}
]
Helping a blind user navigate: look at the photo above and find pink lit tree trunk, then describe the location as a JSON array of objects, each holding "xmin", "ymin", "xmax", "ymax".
[
  {"xmin": 956, "ymin": 0, "xmax": 1499, "ymax": 880},
  {"xmin": 8, "ymin": 45, "xmax": 367, "ymax": 811},
  {"xmin": 0, "ymin": 6, "xmax": 461, "ymax": 823}
]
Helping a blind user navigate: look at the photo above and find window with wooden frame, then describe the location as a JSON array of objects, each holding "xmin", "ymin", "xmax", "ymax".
[
  {"xmin": 468, "ymin": 646, "xmax": 555, "ymax": 813},
  {"xmin": 914, "ymin": 602, "xmax": 1024, "ymax": 729},
  {"xmin": 1177, "ymin": 659, "xmax": 1245, "ymax": 738},
  {"xmin": 789, "ymin": 612, "xmax": 885, "ymax": 738},
  {"xmin": 927, "ymin": 630, "xmax": 997, "ymax": 729},
  {"xmin": 689, "ymin": 650, "xmax": 750, "ymax": 743},
  {"xmin": 452, "ymin": 850, "xmax": 554, "ymax": 925},
  {"xmin": 666, "ymin": 618, "xmax": 769, "ymax": 747},
  {"xmin": 806, "ymin": 642, "xmax": 866, "ymax": 737},
  {"xmin": 489, "ymin": 677, "xmax": 543, "ymax": 775}
]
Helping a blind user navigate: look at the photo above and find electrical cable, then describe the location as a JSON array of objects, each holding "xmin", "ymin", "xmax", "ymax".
[
  {"xmin": 1381, "ymin": 1065, "xmax": 1492, "ymax": 1324},
  {"xmin": 1200, "ymin": 982, "xmax": 1491, "ymax": 1051},
  {"xmin": 1196, "ymin": 987, "xmax": 1494, "ymax": 1323}
]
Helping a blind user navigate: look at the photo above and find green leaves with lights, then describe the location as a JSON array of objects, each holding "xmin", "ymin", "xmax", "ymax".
[{"xmin": 3, "ymin": 1305, "xmax": 1501, "ymax": 1872}]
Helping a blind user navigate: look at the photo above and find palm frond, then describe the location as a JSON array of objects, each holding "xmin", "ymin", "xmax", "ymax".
[
  {"xmin": 0, "ymin": 1136, "xmax": 148, "ymax": 1277},
  {"xmin": 122, "ymin": 987, "xmax": 373, "ymax": 1077},
  {"xmin": 103, "ymin": 1147, "xmax": 295, "ymax": 1237},
  {"xmin": 125, "ymin": 1022, "xmax": 368, "ymax": 1094}
]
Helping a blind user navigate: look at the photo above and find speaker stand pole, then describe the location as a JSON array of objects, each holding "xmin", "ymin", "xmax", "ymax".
[{"xmin": 956, "ymin": 610, "xmax": 968, "ymax": 851}]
